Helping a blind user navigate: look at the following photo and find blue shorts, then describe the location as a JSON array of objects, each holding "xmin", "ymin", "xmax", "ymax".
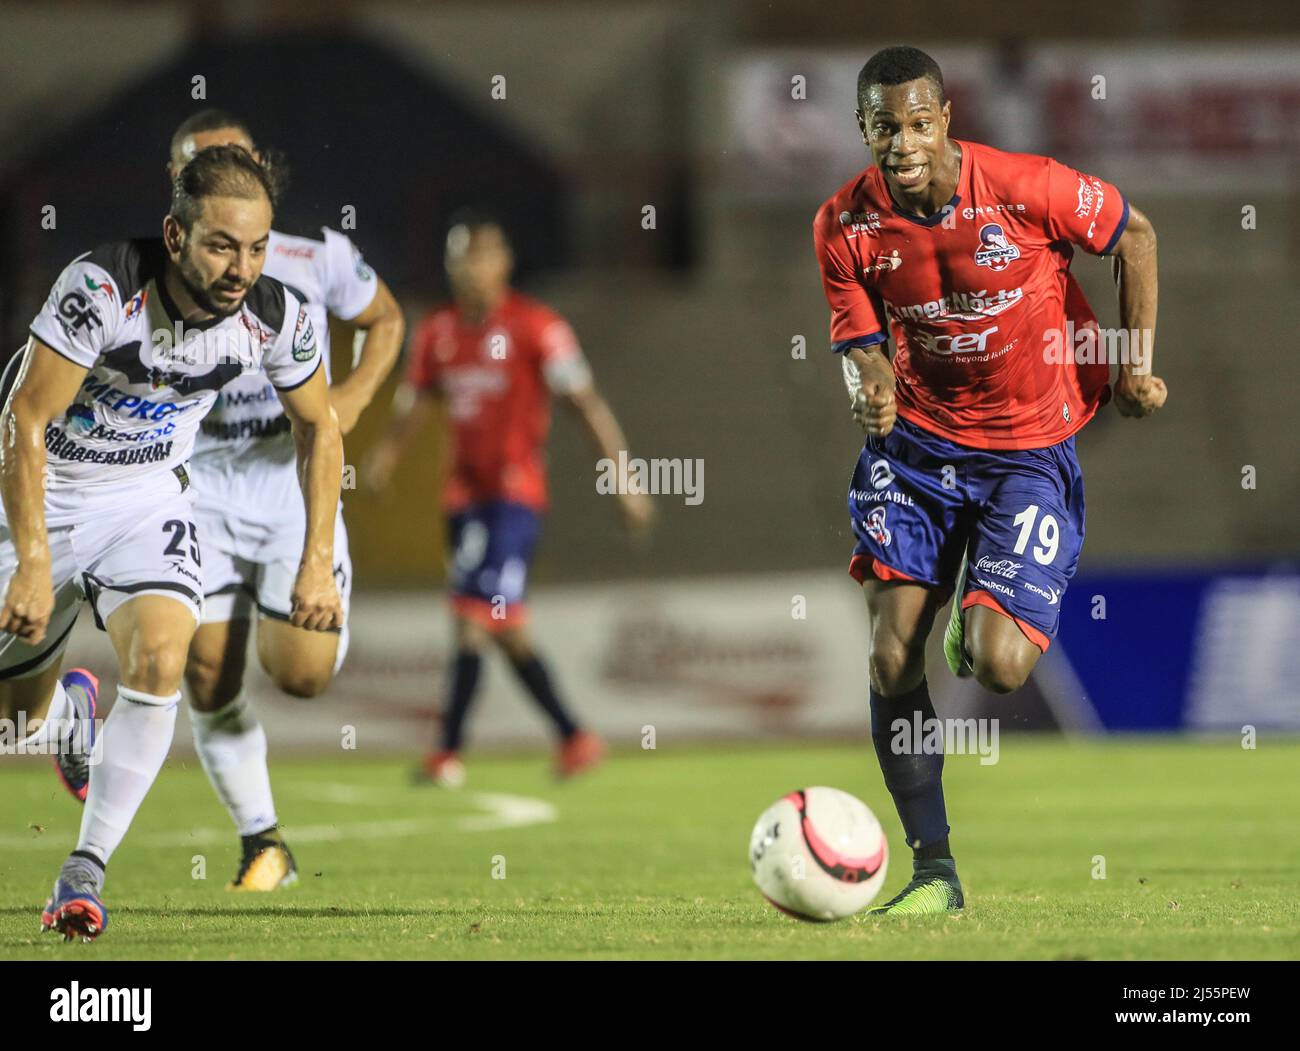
[
  {"xmin": 847, "ymin": 417, "xmax": 1085, "ymax": 651},
  {"xmin": 446, "ymin": 501, "xmax": 542, "ymax": 629}
]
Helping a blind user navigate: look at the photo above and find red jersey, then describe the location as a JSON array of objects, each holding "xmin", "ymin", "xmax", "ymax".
[
  {"xmin": 406, "ymin": 290, "xmax": 589, "ymax": 512},
  {"xmin": 813, "ymin": 139, "xmax": 1128, "ymax": 450}
]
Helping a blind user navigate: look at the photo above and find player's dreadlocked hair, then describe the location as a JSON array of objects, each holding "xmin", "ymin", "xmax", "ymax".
[
  {"xmin": 169, "ymin": 108, "xmax": 254, "ymax": 163},
  {"xmin": 857, "ymin": 46, "xmax": 946, "ymax": 108},
  {"xmin": 169, "ymin": 144, "xmax": 285, "ymax": 232}
]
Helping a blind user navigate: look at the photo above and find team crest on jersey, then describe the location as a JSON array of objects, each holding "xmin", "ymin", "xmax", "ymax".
[
  {"xmin": 292, "ymin": 306, "xmax": 317, "ymax": 362},
  {"xmin": 864, "ymin": 506, "xmax": 892, "ymax": 546},
  {"xmin": 973, "ymin": 223, "xmax": 1020, "ymax": 272},
  {"xmin": 123, "ymin": 289, "xmax": 147, "ymax": 321}
]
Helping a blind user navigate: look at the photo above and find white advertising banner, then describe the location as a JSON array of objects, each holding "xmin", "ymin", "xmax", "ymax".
[
  {"xmin": 727, "ymin": 43, "xmax": 1300, "ymax": 196},
  {"xmin": 58, "ymin": 572, "xmax": 889, "ymax": 754}
]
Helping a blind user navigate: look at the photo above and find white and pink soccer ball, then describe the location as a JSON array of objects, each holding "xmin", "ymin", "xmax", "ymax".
[{"xmin": 749, "ymin": 786, "xmax": 889, "ymax": 921}]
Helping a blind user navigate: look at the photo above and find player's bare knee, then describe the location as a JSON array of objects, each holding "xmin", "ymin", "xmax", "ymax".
[
  {"xmin": 270, "ymin": 665, "xmax": 332, "ymax": 700},
  {"xmin": 494, "ymin": 629, "xmax": 533, "ymax": 664},
  {"xmin": 970, "ymin": 647, "xmax": 1036, "ymax": 695},
  {"xmin": 869, "ymin": 636, "xmax": 925, "ymax": 695},
  {"xmin": 454, "ymin": 617, "xmax": 490, "ymax": 655},
  {"xmin": 123, "ymin": 636, "xmax": 188, "ymax": 695}
]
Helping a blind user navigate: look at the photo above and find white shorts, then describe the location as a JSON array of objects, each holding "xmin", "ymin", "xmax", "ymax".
[
  {"xmin": 190, "ymin": 453, "xmax": 351, "ymax": 651},
  {"xmin": 0, "ymin": 466, "xmax": 203, "ymax": 679}
]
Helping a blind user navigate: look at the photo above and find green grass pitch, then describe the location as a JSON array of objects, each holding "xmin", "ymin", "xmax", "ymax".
[{"xmin": 1, "ymin": 738, "xmax": 1297, "ymax": 960}]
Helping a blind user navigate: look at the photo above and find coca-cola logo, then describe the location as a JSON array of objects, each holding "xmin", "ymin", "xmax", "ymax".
[{"xmin": 975, "ymin": 556, "xmax": 1022, "ymax": 580}]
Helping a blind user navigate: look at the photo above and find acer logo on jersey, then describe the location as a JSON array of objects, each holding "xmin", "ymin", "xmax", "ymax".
[{"xmin": 911, "ymin": 326, "xmax": 1000, "ymax": 357}]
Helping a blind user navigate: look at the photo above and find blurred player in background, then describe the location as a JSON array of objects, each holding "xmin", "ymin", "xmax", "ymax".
[
  {"xmin": 0, "ymin": 146, "xmax": 343, "ymax": 940},
  {"xmin": 814, "ymin": 47, "xmax": 1165, "ymax": 914},
  {"xmin": 167, "ymin": 111, "xmax": 405, "ymax": 890},
  {"xmin": 366, "ymin": 213, "xmax": 652, "ymax": 786}
]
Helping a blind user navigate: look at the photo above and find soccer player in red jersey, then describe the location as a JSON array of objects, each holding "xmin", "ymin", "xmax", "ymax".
[
  {"xmin": 367, "ymin": 213, "xmax": 652, "ymax": 785},
  {"xmin": 813, "ymin": 47, "xmax": 1166, "ymax": 914}
]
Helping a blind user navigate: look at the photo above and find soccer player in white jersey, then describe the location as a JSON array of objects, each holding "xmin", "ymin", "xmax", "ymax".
[
  {"xmin": 0, "ymin": 145, "xmax": 343, "ymax": 941},
  {"xmin": 164, "ymin": 110, "xmax": 405, "ymax": 891}
]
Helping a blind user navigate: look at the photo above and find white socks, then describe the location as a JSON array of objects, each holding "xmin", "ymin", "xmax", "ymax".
[
  {"xmin": 76, "ymin": 685, "xmax": 179, "ymax": 864},
  {"xmin": 189, "ymin": 692, "xmax": 277, "ymax": 837},
  {"xmin": 19, "ymin": 680, "xmax": 71, "ymax": 750}
]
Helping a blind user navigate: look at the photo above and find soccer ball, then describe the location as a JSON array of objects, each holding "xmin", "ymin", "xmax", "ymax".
[{"xmin": 748, "ymin": 786, "xmax": 888, "ymax": 921}]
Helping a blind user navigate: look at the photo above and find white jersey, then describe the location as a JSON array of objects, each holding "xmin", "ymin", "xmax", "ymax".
[
  {"xmin": 28, "ymin": 238, "xmax": 320, "ymax": 492},
  {"xmin": 191, "ymin": 227, "xmax": 377, "ymax": 465}
]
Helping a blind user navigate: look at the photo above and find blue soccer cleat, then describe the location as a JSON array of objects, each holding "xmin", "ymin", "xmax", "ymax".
[
  {"xmin": 41, "ymin": 878, "xmax": 108, "ymax": 942},
  {"xmin": 52, "ymin": 668, "xmax": 98, "ymax": 803}
]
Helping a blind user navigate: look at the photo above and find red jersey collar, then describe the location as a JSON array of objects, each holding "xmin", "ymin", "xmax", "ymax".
[
  {"xmin": 869, "ymin": 138, "xmax": 969, "ymax": 228},
  {"xmin": 453, "ymin": 289, "xmax": 516, "ymax": 328}
]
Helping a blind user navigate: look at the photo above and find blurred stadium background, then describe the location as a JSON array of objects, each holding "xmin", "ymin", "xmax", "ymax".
[{"xmin": 2, "ymin": 0, "xmax": 1298, "ymax": 752}]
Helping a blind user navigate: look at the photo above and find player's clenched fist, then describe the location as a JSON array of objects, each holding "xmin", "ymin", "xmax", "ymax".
[
  {"xmin": 853, "ymin": 385, "xmax": 897, "ymax": 437},
  {"xmin": 847, "ymin": 348, "xmax": 898, "ymax": 438},
  {"xmin": 0, "ymin": 564, "xmax": 55, "ymax": 644},
  {"xmin": 290, "ymin": 561, "xmax": 343, "ymax": 632},
  {"xmin": 1113, "ymin": 372, "xmax": 1168, "ymax": 418}
]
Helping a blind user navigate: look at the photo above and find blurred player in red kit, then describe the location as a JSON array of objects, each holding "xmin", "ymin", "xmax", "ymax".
[
  {"xmin": 813, "ymin": 47, "xmax": 1165, "ymax": 914},
  {"xmin": 367, "ymin": 213, "xmax": 652, "ymax": 785}
]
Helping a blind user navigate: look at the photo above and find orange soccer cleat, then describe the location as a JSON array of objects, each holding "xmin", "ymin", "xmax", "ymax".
[
  {"xmin": 555, "ymin": 729, "xmax": 605, "ymax": 780},
  {"xmin": 418, "ymin": 750, "xmax": 466, "ymax": 789}
]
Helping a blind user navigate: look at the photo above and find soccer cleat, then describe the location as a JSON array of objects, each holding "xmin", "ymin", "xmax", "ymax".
[
  {"xmin": 943, "ymin": 555, "xmax": 974, "ymax": 678},
  {"xmin": 416, "ymin": 750, "xmax": 466, "ymax": 789},
  {"xmin": 867, "ymin": 858, "xmax": 964, "ymax": 916},
  {"xmin": 555, "ymin": 729, "xmax": 605, "ymax": 780},
  {"xmin": 41, "ymin": 878, "xmax": 108, "ymax": 942},
  {"xmin": 52, "ymin": 668, "xmax": 99, "ymax": 803},
  {"xmin": 227, "ymin": 831, "xmax": 298, "ymax": 891}
]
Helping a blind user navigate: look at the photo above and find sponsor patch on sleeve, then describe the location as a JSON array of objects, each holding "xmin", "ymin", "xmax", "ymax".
[{"xmin": 291, "ymin": 305, "xmax": 318, "ymax": 362}]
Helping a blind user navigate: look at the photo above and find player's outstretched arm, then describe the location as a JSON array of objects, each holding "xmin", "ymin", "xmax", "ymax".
[
  {"xmin": 0, "ymin": 340, "xmax": 88, "ymax": 643},
  {"xmin": 278, "ymin": 365, "xmax": 344, "ymax": 632},
  {"xmin": 564, "ymin": 383, "xmax": 654, "ymax": 535},
  {"xmin": 330, "ymin": 278, "xmax": 406, "ymax": 436},
  {"xmin": 1109, "ymin": 203, "xmax": 1166, "ymax": 418},
  {"xmin": 362, "ymin": 381, "xmax": 439, "ymax": 493}
]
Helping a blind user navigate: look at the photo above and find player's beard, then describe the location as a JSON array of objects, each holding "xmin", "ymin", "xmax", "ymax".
[{"xmin": 176, "ymin": 250, "xmax": 247, "ymax": 319}]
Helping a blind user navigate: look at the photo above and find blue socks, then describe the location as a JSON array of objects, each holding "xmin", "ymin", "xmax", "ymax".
[{"xmin": 870, "ymin": 679, "xmax": 951, "ymax": 857}]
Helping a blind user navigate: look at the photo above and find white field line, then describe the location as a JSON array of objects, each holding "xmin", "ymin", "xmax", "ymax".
[{"xmin": 0, "ymin": 787, "xmax": 556, "ymax": 851}]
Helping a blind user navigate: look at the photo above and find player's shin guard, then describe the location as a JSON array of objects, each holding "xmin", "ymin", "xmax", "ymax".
[
  {"xmin": 75, "ymin": 685, "xmax": 179, "ymax": 864},
  {"xmin": 190, "ymin": 691, "xmax": 277, "ymax": 837},
  {"xmin": 510, "ymin": 654, "xmax": 578, "ymax": 739},
  {"xmin": 869, "ymin": 680, "xmax": 951, "ymax": 858},
  {"xmin": 441, "ymin": 649, "xmax": 482, "ymax": 752}
]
